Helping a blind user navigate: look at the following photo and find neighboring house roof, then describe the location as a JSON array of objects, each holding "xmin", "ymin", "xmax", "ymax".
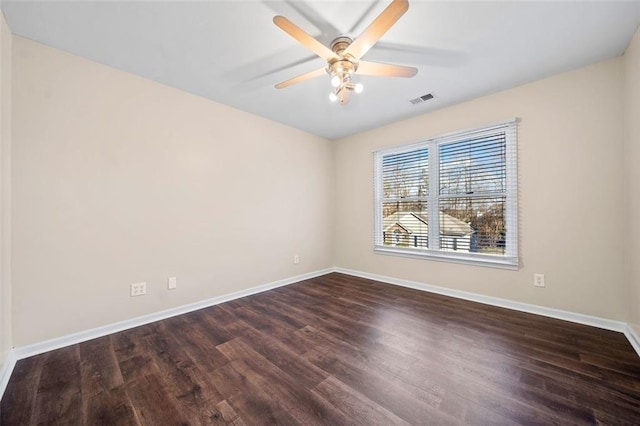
[{"xmin": 383, "ymin": 212, "xmax": 472, "ymax": 237}]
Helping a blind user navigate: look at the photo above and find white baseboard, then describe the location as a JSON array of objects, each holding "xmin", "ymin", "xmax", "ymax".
[
  {"xmin": 334, "ymin": 267, "xmax": 639, "ymax": 356},
  {"xmin": 0, "ymin": 350, "xmax": 17, "ymax": 401},
  {"xmin": 624, "ymin": 324, "xmax": 640, "ymax": 356},
  {"xmin": 12, "ymin": 268, "xmax": 333, "ymax": 362}
]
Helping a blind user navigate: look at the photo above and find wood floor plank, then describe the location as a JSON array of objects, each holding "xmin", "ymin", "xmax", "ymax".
[
  {"xmin": 31, "ymin": 345, "xmax": 83, "ymax": 425},
  {"xmin": 83, "ymin": 385, "xmax": 139, "ymax": 426},
  {"xmin": 209, "ymin": 362, "xmax": 301, "ymax": 425},
  {"xmin": 217, "ymin": 337, "xmax": 352, "ymax": 425},
  {"xmin": 164, "ymin": 314, "xmax": 231, "ymax": 371},
  {"xmin": 80, "ymin": 335, "xmax": 124, "ymax": 396},
  {"xmin": 214, "ymin": 400, "xmax": 247, "ymax": 426},
  {"xmin": 2, "ymin": 272, "xmax": 639, "ymax": 425},
  {"xmin": 313, "ymin": 376, "xmax": 412, "ymax": 426},
  {"xmin": 232, "ymin": 326, "xmax": 329, "ymax": 389},
  {"xmin": 518, "ymin": 368, "xmax": 640, "ymax": 421},
  {"xmin": 142, "ymin": 323, "xmax": 226, "ymax": 423},
  {"xmin": 0, "ymin": 353, "xmax": 45, "ymax": 425},
  {"xmin": 125, "ymin": 373, "xmax": 191, "ymax": 425},
  {"xmin": 306, "ymin": 347, "xmax": 460, "ymax": 425}
]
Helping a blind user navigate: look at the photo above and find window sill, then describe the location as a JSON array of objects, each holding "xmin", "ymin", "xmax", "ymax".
[{"xmin": 374, "ymin": 246, "xmax": 519, "ymax": 270}]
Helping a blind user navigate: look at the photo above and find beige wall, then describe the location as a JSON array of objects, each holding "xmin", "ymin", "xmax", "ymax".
[
  {"xmin": 11, "ymin": 37, "xmax": 333, "ymax": 346},
  {"xmin": 624, "ymin": 26, "xmax": 640, "ymax": 336},
  {"xmin": 6, "ymin": 29, "xmax": 639, "ymax": 349},
  {"xmin": 0, "ymin": 12, "xmax": 12, "ymax": 371},
  {"xmin": 334, "ymin": 58, "xmax": 627, "ymax": 321}
]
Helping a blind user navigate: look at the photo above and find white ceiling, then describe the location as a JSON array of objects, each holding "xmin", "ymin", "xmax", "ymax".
[{"xmin": 2, "ymin": 1, "xmax": 640, "ymax": 139}]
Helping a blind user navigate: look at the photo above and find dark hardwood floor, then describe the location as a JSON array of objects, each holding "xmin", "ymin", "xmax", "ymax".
[{"xmin": 2, "ymin": 272, "xmax": 640, "ymax": 425}]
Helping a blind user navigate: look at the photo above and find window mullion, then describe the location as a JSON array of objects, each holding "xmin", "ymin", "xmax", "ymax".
[
  {"xmin": 373, "ymin": 152, "xmax": 383, "ymax": 246},
  {"xmin": 428, "ymin": 142, "xmax": 440, "ymax": 250}
]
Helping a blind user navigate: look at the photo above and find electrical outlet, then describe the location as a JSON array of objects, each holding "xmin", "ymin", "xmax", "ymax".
[
  {"xmin": 294, "ymin": 255, "xmax": 299, "ymax": 264},
  {"xmin": 130, "ymin": 282, "xmax": 147, "ymax": 296},
  {"xmin": 168, "ymin": 276, "xmax": 177, "ymax": 290},
  {"xmin": 534, "ymin": 274, "xmax": 545, "ymax": 288}
]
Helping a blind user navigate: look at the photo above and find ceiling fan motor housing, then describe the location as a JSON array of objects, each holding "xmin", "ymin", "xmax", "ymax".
[
  {"xmin": 328, "ymin": 37, "xmax": 358, "ymax": 76},
  {"xmin": 330, "ymin": 36, "xmax": 352, "ymax": 55}
]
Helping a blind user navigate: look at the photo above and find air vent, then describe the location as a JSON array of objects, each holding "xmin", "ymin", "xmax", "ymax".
[{"xmin": 410, "ymin": 93, "xmax": 435, "ymax": 104}]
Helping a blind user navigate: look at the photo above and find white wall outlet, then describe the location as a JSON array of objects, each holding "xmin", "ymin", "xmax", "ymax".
[
  {"xmin": 130, "ymin": 282, "xmax": 147, "ymax": 296},
  {"xmin": 168, "ymin": 276, "xmax": 177, "ymax": 290},
  {"xmin": 294, "ymin": 255, "xmax": 299, "ymax": 264},
  {"xmin": 534, "ymin": 274, "xmax": 545, "ymax": 287}
]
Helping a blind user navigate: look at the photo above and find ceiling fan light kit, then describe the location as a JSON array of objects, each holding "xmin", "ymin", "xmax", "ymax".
[
  {"xmin": 273, "ymin": 0, "xmax": 418, "ymax": 105},
  {"xmin": 327, "ymin": 37, "xmax": 363, "ymax": 104}
]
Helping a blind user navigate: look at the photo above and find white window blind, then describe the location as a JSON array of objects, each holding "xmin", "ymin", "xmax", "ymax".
[{"xmin": 373, "ymin": 120, "xmax": 518, "ymax": 268}]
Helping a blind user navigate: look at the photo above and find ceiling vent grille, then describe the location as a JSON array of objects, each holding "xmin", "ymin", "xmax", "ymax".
[{"xmin": 410, "ymin": 93, "xmax": 435, "ymax": 104}]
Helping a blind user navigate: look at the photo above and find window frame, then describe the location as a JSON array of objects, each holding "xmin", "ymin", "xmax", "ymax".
[{"xmin": 373, "ymin": 119, "xmax": 518, "ymax": 269}]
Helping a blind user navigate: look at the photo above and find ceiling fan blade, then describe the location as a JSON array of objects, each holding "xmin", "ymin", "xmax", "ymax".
[
  {"xmin": 273, "ymin": 16, "xmax": 336, "ymax": 61},
  {"xmin": 275, "ymin": 67, "xmax": 326, "ymax": 89},
  {"xmin": 344, "ymin": 0, "xmax": 409, "ymax": 61},
  {"xmin": 357, "ymin": 61, "xmax": 417, "ymax": 77}
]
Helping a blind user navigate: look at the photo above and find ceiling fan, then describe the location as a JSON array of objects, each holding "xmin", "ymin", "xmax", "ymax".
[{"xmin": 273, "ymin": 0, "xmax": 418, "ymax": 105}]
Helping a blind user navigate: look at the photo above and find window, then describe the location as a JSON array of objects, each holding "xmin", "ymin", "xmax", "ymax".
[{"xmin": 373, "ymin": 120, "xmax": 518, "ymax": 268}]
